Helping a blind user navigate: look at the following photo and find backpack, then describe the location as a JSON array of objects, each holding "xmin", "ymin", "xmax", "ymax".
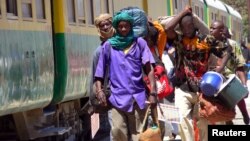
[{"xmin": 119, "ymin": 7, "xmax": 148, "ymax": 38}]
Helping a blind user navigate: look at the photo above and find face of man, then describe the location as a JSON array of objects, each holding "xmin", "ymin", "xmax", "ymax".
[
  {"xmin": 99, "ymin": 20, "xmax": 112, "ymax": 32},
  {"xmin": 117, "ymin": 21, "xmax": 131, "ymax": 37},
  {"xmin": 210, "ymin": 22, "xmax": 224, "ymax": 41},
  {"xmin": 180, "ymin": 16, "xmax": 196, "ymax": 38}
]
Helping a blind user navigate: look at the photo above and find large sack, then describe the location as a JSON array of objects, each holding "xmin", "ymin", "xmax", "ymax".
[
  {"xmin": 119, "ymin": 7, "xmax": 148, "ymax": 38},
  {"xmin": 139, "ymin": 106, "xmax": 162, "ymax": 141},
  {"xmin": 199, "ymin": 94, "xmax": 236, "ymax": 123},
  {"xmin": 152, "ymin": 21, "xmax": 167, "ymax": 58},
  {"xmin": 158, "ymin": 13, "xmax": 209, "ymax": 35}
]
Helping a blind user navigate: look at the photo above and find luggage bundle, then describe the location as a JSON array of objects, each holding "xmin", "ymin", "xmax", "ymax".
[{"xmin": 119, "ymin": 6, "xmax": 148, "ymax": 38}]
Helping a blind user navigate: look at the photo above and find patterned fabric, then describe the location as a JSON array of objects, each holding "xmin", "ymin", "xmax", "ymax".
[
  {"xmin": 207, "ymin": 35, "xmax": 232, "ymax": 74},
  {"xmin": 224, "ymin": 39, "xmax": 245, "ymax": 76},
  {"xmin": 207, "ymin": 37, "xmax": 245, "ymax": 77},
  {"xmin": 174, "ymin": 36, "xmax": 210, "ymax": 92}
]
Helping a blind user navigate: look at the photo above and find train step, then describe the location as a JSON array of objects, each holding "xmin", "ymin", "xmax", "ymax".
[{"xmin": 33, "ymin": 126, "xmax": 72, "ymax": 139}]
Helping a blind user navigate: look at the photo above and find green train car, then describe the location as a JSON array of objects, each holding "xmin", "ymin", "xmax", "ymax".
[
  {"xmin": 0, "ymin": 0, "xmax": 100, "ymax": 140},
  {"xmin": 0, "ymin": 0, "xmax": 242, "ymax": 140}
]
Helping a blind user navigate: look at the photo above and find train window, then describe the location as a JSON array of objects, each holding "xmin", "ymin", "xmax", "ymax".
[
  {"xmin": 86, "ymin": 0, "xmax": 94, "ymax": 25},
  {"xmin": 0, "ymin": 2, "xmax": 1, "ymax": 17},
  {"xmin": 233, "ymin": 20, "xmax": 237, "ymax": 30},
  {"xmin": 93, "ymin": 0, "xmax": 101, "ymax": 21},
  {"xmin": 200, "ymin": 7, "xmax": 204, "ymax": 20},
  {"xmin": 36, "ymin": 0, "xmax": 45, "ymax": 20},
  {"xmin": 6, "ymin": 0, "xmax": 18, "ymax": 18},
  {"xmin": 102, "ymin": 0, "xmax": 109, "ymax": 13},
  {"xmin": 77, "ymin": 0, "xmax": 85, "ymax": 24},
  {"xmin": 174, "ymin": 0, "xmax": 178, "ymax": 9},
  {"xmin": 195, "ymin": 6, "xmax": 199, "ymax": 17},
  {"xmin": 22, "ymin": 0, "xmax": 32, "ymax": 19},
  {"xmin": 221, "ymin": 16, "xmax": 226, "ymax": 24},
  {"xmin": 67, "ymin": 0, "xmax": 76, "ymax": 24}
]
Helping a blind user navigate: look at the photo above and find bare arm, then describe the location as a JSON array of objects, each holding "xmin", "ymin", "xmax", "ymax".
[
  {"xmin": 215, "ymin": 47, "xmax": 232, "ymax": 73},
  {"xmin": 143, "ymin": 62, "xmax": 157, "ymax": 106},
  {"xmin": 94, "ymin": 77, "xmax": 107, "ymax": 106},
  {"xmin": 236, "ymin": 67, "xmax": 247, "ymax": 86}
]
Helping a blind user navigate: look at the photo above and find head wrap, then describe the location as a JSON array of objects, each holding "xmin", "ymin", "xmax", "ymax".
[
  {"xmin": 94, "ymin": 13, "xmax": 115, "ymax": 41},
  {"xmin": 108, "ymin": 12, "xmax": 134, "ymax": 50}
]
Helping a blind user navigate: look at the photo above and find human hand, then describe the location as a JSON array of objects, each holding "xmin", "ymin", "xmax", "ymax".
[
  {"xmin": 184, "ymin": 5, "xmax": 192, "ymax": 14},
  {"xmin": 96, "ymin": 90, "xmax": 107, "ymax": 106}
]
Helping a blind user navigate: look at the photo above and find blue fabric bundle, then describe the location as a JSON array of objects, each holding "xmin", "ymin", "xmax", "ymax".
[{"xmin": 119, "ymin": 7, "xmax": 148, "ymax": 38}]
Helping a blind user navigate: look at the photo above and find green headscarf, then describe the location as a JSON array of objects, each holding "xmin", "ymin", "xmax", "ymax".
[{"xmin": 108, "ymin": 12, "xmax": 134, "ymax": 50}]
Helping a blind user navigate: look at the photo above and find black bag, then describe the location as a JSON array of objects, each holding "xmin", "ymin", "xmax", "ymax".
[{"xmin": 90, "ymin": 46, "xmax": 112, "ymax": 113}]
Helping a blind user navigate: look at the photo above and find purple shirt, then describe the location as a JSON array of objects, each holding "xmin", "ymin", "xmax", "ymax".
[{"xmin": 95, "ymin": 37, "xmax": 155, "ymax": 112}]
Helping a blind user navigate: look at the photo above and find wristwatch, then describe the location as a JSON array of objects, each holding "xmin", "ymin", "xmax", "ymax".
[{"xmin": 149, "ymin": 92, "xmax": 157, "ymax": 96}]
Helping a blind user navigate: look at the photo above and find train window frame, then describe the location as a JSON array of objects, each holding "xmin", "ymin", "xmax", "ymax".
[
  {"xmin": 67, "ymin": 0, "xmax": 77, "ymax": 25},
  {"xmin": 0, "ymin": 1, "xmax": 1, "ymax": 18},
  {"xmin": 101, "ymin": 0, "xmax": 109, "ymax": 13},
  {"xmin": 36, "ymin": 0, "xmax": 46, "ymax": 22},
  {"xmin": 93, "ymin": 0, "xmax": 101, "ymax": 19},
  {"xmin": 6, "ymin": 0, "xmax": 18, "ymax": 20},
  {"xmin": 194, "ymin": 5, "xmax": 199, "ymax": 17},
  {"xmin": 211, "ymin": 12, "xmax": 214, "ymax": 21},
  {"xmin": 86, "ymin": 0, "xmax": 94, "ymax": 26},
  {"xmin": 21, "ymin": 0, "xmax": 33, "ymax": 21},
  {"xmin": 214, "ymin": 13, "xmax": 217, "ymax": 21},
  {"xmin": 221, "ymin": 15, "xmax": 226, "ymax": 25},
  {"xmin": 200, "ymin": 7, "xmax": 204, "ymax": 20},
  {"xmin": 174, "ymin": 0, "xmax": 177, "ymax": 10},
  {"xmin": 77, "ymin": 0, "xmax": 86, "ymax": 26}
]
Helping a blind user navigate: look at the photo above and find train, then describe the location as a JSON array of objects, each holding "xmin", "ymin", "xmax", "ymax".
[{"xmin": 0, "ymin": 0, "xmax": 242, "ymax": 140}]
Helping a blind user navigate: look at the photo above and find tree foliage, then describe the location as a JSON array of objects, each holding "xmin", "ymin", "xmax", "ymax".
[{"xmin": 221, "ymin": 0, "xmax": 249, "ymax": 40}]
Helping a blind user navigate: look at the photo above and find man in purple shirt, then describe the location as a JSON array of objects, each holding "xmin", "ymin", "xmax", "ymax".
[{"xmin": 94, "ymin": 12, "xmax": 157, "ymax": 141}]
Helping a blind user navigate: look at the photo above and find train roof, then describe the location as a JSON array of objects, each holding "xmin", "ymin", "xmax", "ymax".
[
  {"xmin": 204, "ymin": 0, "xmax": 227, "ymax": 12},
  {"xmin": 223, "ymin": 3, "xmax": 242, "ymax": 19}
]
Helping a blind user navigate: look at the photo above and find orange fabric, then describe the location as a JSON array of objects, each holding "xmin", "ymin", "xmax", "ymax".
[
  {"xmin": 182, "ymin": 37, "xmax": 210, "ymax": 78},
  {"xmin": 182, "ymin": 36, "xmax": 209, "ymax": 51},
  {"xmin": 153, "ymin": 21, "xmax": 167, "ymax": 59},
  {"xmin": 193, "ymin": 119, "xmax": 200, "ymax": 141}
]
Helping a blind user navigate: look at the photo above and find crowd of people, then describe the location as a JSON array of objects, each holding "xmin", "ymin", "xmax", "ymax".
[{"xmin": 88, "ymin": 5, "xmax": 250, "ymax": 141}]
